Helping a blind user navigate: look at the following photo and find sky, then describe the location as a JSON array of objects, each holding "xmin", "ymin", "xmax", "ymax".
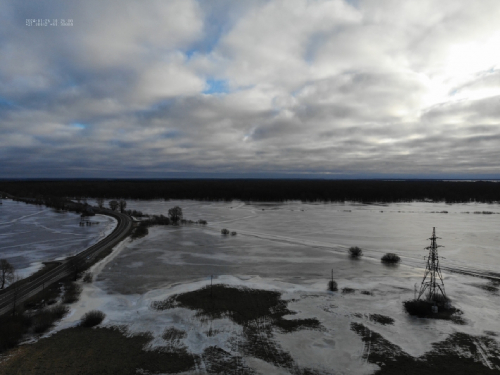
[{"xmin": 1, "ymin": 0, "xmax": 500, "ymax": 179}]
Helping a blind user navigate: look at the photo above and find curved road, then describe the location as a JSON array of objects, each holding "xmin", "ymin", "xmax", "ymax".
[{"xmin": 0, "ymin": 207, "xmax": 132, "ymax": 316}]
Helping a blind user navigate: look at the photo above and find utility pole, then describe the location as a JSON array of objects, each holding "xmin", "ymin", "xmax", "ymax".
[{"xmin": 417, "ymin": 227, "xmax": 447, "ymax": 303}]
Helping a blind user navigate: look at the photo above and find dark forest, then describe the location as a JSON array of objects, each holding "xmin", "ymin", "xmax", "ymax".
[{"xmin": 1, "ymin": 180, "xmax": 499, "ymax": 203}]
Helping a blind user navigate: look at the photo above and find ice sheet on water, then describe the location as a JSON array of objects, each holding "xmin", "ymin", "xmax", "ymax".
[
  {"xmin": 0, "ymin": 199, "xmax": 117, "ymax": 276},
  {"xmin": 122, "ymin": 199, "xmax": 500, "ymax": 272},
  {"xmin": 46, "ymin": 200, "xmax": 500, "ymax": 373}
]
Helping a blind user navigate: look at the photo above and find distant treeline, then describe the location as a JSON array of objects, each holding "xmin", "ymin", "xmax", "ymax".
[{"xmin": 0, "ymin": 180, "xmax": 499, "ymax": 203}]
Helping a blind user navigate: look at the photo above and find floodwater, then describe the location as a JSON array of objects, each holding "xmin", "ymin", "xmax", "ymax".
[
  {"xmin": 12, "ymin": 199, "xmax": 500, "ymax": 373},
  {"xmin": 0, "ymin": 199, "xmax": 116, "ymax": 277},
  {"xmin": 98, "ymin": 199, "xmax": 500, "ymax": 294}
]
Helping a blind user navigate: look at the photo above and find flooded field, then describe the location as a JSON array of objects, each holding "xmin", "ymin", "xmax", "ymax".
[
  {"xmin": 112, "ymin": 199, "xmax": 500, "ymax": 291},
  {"xmin": 0, "ymin": 199, "xmax": 116, "ymax": 277},
  {"xmin": 48, "ymin": 200, "xmax": 500, "ymax": 374}
]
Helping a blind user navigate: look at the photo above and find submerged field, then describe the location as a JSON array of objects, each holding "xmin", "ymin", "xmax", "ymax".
[
  {"xmin": 0, "ymin": 199, "xmax": 116, "ymax": 277},
  {"xmin": 2, "ymin": 200, "xmax": 500, "ymax": 374}
]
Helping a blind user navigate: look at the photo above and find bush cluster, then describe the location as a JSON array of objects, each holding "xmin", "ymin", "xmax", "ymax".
[
  {"xmin": 327, "ymin": 280, "xmax": 338, "ymax": 291},
  {"xmin": 63, "ymin": 282, "xmax": 82, "ymax": 304},
  {"xmin": 131, "ymin": 214, "xmax": 181, "ymax": 239},
  {"xmin": 0, "ymin": 314, "xmax": 31, "ymax": 352},
  {"xmin": 32, "ymin": 305, "xmax": 69, "ymax": 334},
  {"xmin": 80, "ymin": 310, "xmax": 106, "ymax": 327},
  {"xmin": 82, "ymin": 272, "xmax": 93, "ymax": 283},
  {"xmin": 348, "ymin": 246, "xmax": 363, "ymax": 259},
  {"xmin": 0, "ymin": 304, "xmax": 69, "ymax": 352},
  {"xmin": 381, "ymin": 253, "xmax": 400, "ymax": 264},
  {"xmin": 124, "ymin": 209, "xmax": 145, "ymax": 217}
]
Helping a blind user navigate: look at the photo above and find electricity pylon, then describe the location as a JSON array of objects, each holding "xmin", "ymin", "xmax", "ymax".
[{"xmin": 417, "ymin": 227, "xmax": 447, "ymax": 302}]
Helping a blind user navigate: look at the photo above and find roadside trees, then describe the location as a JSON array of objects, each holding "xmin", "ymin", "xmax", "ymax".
[
  {"xmin": 0, "ymin": 259, "xmax": 14, "ymax": 289},
  {"xmin": 68, "ymin": 256, "xmax": 85, "ymax": 281},
  {"xmin": 119, "ymin": 199, "xmax": 127, "ymax": 213},
  {"xmin": 168, "ymin": 206, "xmax": 183, "ymax": 224},
  {"xmin": 109, "ymin": 200, "xmax": 119, "ymax": 211},
  {"xmin": 96, "ymin": 198, "xmax": 104, "ymax": 209}
]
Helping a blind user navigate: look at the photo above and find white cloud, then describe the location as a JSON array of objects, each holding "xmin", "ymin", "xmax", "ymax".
[
  {"xmin": 1, "ymin": 0, "xmax": 500, "ymax": 177},
  {"xmin": 134, "ymin": 53, "xmax": 205, "ymax": 106},
  {"xmin": 76, "ymin": 0, "xmax": 203, "ymax": 68}
]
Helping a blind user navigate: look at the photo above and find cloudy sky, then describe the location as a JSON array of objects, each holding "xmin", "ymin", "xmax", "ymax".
[{"xmin": 1, "ymin": 0, "xmax": 500, "ymax": 178}]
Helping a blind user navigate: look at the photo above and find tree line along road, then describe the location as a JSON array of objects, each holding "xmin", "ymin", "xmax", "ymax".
[{"xmin": 0, "ymin": 206, "xmax": 133, "ymax": 316}]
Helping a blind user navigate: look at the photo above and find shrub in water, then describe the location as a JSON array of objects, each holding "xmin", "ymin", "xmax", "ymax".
[
  {"xmin": 342, "ymin": 287, "xmax": 356, "ymax": 294},
  {"xmin": 80, "ymin": 310, "xmax": 106, "ymax": 327},
  {"xmin": 348, "ymin": 246, "xmax": 363, "ymax": 259},
  {"xmin": 404, "ymin": 299, "xmax": 434, "ymax": 317},
  {"xmin": 327, "ymin": 280, "xmax": 338, "ymax": 291},
  {"xmin": 381, "ymin": 253, "xmax": 400, "ymax": 264},
  {"xmin": 221, "ymin": 228, "xmax": 229, "ymax": 235},
  {"xmin": 431, "ymin": 293, "xmax": 450, "ymax": 305},
  {"xmin": 404, "ymin": 298, "xmax": 461, "ymax": 321}
]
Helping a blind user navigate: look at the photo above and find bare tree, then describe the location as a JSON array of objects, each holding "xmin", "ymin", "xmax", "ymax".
[
  {"xmin": 119, "ymin": 199, "xmax": 127, "ymax": 213},
  {"xmin": 0, "ymin": 259, "xmax": 14, "ymax": 289},
  {"xmin": 96, "ymin": 198, "xmax": 104, "ymax": 209},
  {"xmin": 168, "ymin": 206, "xmax": 183, "ymax": 224},
  {"xmin": 109, "ymin": 200, "xmax": 119, "ymax": 211}
]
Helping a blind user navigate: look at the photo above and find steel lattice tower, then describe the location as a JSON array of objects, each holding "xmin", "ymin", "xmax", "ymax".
[{"xmin": 417, "ymin": 227, "xmax": 447, "ymax": 302}]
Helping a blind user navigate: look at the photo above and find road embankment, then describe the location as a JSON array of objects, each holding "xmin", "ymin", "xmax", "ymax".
[{"xmin": 0, "ymin": 201, "xmax": 132, "ymax": 317}]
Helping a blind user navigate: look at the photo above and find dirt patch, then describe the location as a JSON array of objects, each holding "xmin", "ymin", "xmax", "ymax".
[
  {"xmin": 151, "ymin": 284, "xmax": 321, "ymax": 332},
  {"xmin": 484, "ymin": 331, "xmax": 498, "ymax": 337},
  {"xmin": 351, "ymin": 323, "xmax": 500, "ymax": 375},
  {"xmin": 341, "ymin": 287, "xmax": 356, "ymax": 294},
  {"xmin": 162, "ymin": 327, "xmax": 187, "ymax": 351},
  {"xmin": 351, "ymin": 322, "xmax": 409, "ymax": 366},
  {"xmin": 204, "ymin": 326, "xmax": 221, "ymax": 337},
  {"xmin": 275, "ymin": 317, "xmax": 322, "ymax": 333},
  {"xmin": 202, "ymin": 345, "xmax": 256, "ymax": 375},
  {"xmin": 0, "ymin": 326, "xmax": 196, "ymax": 375},
  {"xmin": 470, "ymin": 283, "xmax": 499, "ymax": 294},
  {"xmin": 369, "ymin": 314, "xmax": 394, "ymax": 325},
  {"xmin": 152, "ymin": 284, "xmax": 323, "ymax": 372},
  {"xmin": 162, "ymin": 327, "xmax": 187, "ymax": 342}
]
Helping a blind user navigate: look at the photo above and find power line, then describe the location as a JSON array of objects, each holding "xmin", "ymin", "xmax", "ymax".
[{"xmin": 417, "ymin": 227, "xmax": 447, "ymax": 303}]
